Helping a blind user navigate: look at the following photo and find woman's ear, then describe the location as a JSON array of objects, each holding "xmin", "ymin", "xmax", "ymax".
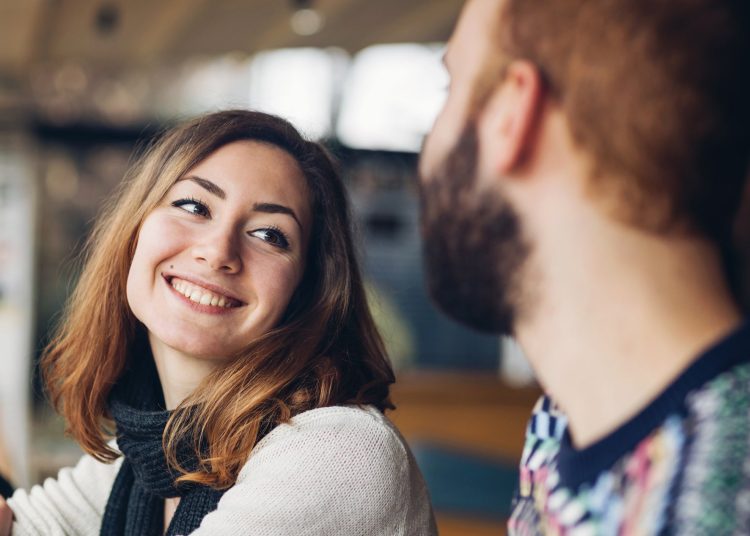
[{"xmin": 478, "ymin": 60, "xmax": 544, "ymax": 175}]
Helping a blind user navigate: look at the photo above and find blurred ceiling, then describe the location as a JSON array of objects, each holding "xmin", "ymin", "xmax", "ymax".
[{"xmin": 0, "ymin": 0, "xmax": 463, "ymax": 75}]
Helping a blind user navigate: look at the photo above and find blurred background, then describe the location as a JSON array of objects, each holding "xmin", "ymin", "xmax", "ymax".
[{"xmin": 0, "ymin": 0, "xmax": 551, "ymax": 534}]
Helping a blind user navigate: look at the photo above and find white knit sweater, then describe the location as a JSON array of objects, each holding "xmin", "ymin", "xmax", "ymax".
[{"xmin": 8, "ymin": 405, "xmax": 437, "ymax": 535}]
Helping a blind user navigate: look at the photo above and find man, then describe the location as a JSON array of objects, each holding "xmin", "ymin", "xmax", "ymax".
[{"xmin": 419, "ymin": 0, "xmax": 750, "ymax": 533}]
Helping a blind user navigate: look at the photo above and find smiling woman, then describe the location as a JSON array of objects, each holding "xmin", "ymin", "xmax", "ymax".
[{"xmin": 4, "ymin": 111, "xmax": 436, "ymax": 536}]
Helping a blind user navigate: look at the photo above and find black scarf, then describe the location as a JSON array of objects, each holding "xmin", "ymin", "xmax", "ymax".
[
  {"xmin": 100, "ymin": 350, "xmax": 225, "ymax": 536},
  {"xmin": 0, "ymin": 473, "xmax": 13, "ymax": 499}
]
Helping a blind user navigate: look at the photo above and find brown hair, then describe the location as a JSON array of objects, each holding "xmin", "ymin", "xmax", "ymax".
[
  {"xmin": 41, "ymin": 110, "xmax": 395, "ymax": 488},
  {"xmin": 496, "ymin": 0, "xmax": 750, "ymax": 244}
]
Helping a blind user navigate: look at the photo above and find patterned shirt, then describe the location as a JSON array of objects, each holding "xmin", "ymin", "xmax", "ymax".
[{"xmin": 509, "ymin": 322, "xmax": 750, "ymax": 535}]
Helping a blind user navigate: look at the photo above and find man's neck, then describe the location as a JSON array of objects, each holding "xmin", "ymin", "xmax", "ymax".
[{"xmin": 516, "ymin": 223, "xmax": 741, "ymax": 449}]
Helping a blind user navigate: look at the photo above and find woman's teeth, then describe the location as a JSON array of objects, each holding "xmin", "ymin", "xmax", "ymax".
[{"xmin": 170, "ymin": 278, "xmax": 234, "ymax": 308}]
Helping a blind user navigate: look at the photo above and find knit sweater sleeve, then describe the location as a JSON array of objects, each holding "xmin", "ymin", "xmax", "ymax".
[
  {"xmin": 7, "ymin": 446, "xmax": 122, "ymax": 536},
  {"xmin": 190, "ymin": 406, "xmax": 437, "ymax": 536}
]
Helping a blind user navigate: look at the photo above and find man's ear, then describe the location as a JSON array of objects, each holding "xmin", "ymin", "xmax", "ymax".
[{"xmin": 479, "ymin": 60, "xmax": 544, "ymax": 174}]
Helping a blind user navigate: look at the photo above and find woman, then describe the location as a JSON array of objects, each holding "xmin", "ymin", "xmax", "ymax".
[{"xmin": 2, "ymin": 110, "xmax": 436, "ymax": 535}]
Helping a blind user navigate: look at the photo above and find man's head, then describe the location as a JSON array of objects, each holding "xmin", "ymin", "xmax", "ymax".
[{"xmin": 419, "ymin": 0, "xmax": 750, "ymax": 334}]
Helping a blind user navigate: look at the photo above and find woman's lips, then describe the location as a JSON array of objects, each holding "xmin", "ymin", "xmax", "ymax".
[{"xmin": 163, "ymin": 274, "xmax": 244, "ymax": 314}]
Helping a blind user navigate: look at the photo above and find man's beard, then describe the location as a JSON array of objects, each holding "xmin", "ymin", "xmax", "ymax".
[{"xmin": 419, "ymin": 123, "xmax": 529, "ymax": 335}]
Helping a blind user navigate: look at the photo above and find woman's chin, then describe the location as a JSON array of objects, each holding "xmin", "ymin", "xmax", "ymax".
[
  {"xmin": 151, "ymin": 331, "xmax": 238, "ymax": 362},
  {"xmin": 176, "ymin": 344, "xmax": 235, "ymax": 361}
]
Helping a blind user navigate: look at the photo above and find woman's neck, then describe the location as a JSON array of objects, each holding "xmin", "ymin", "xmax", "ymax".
[{"xmin": 148, "ymin": 333, "xmax": 218, "ymax": 410}]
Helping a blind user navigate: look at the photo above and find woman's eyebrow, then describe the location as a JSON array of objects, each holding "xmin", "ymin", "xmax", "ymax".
[
  {"xmin": 178, "ymin": 175, "xmax": 302, "ymax": 231},
  {"xmin": 179, "ymin": 175, "xmax": 226, "ymax": 199},
  {"xmin": 253, "ymin": 202, "xmax": 302, "ymax": 231}
]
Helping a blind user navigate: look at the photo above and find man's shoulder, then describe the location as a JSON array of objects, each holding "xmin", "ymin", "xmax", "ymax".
[
  {"xmin": 686, "ymin": 359, "xmax": 750, "ymax": 411},
  {"xmin": 669, "ymin": 361, "xmax": 750, "ymax": 532},
  {"xmin": 680, "ymin": 358, "xmax": 750, "ymax": 465}
]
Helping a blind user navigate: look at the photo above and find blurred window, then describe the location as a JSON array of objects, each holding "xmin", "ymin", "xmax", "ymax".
[
  {"xmin": 336, "ymin": 43, "xmax": 447, "ymax": 152},
  {"xmin": 249, "ymin": 48, "xmax": 348, "ymax": 140}
]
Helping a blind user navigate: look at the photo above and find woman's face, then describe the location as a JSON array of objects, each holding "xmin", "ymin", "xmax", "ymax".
[{"xmin": 126, "ymin": 140, "xmax": 312, "ymax": 360}]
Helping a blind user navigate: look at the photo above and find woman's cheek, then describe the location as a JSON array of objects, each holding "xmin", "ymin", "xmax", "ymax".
[{"xmin": 254, "ymin": 259, "xmax": 302, "ymax": 315}]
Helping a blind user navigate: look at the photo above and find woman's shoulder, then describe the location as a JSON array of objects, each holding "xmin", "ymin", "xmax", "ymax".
[
  {"xmin": 239, "ymin": 405, "xmax": 410, "ymax": 479},
  {"xmin": 256, "ymin": 404, "xmax": 405, "ymax": 449},
  {"xmin": 198, "ymin": 405, "xmax": 437, "ymax": 535},
  {"xmin": 279, "ymin": 404, "xmax": 397, "ymax": 433}
]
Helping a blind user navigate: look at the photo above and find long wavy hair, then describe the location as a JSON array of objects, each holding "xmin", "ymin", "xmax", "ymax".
[{"xmin": 41, "ymin": 110, "xmax": 395, "ymax": 489}]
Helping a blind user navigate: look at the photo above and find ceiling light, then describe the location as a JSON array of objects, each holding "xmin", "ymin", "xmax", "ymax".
[{"xmin": 290, "ymin": 8, "xmax": 324, "ymax": 36}]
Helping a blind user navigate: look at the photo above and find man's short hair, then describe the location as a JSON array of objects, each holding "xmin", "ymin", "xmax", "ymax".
[{"xmin": 497, "ymin": 0, "xmax": 750, "ymax": 245}]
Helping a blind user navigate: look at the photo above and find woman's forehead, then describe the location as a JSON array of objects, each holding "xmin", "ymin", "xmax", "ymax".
[{"xmin": 185, "ymin": 141, "xmax": 311, "ymax": 208}]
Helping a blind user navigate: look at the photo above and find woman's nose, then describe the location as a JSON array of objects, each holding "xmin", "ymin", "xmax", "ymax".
[{"xmin": 191, "ymin": 229, "xmax": 241, "ymax": 273}]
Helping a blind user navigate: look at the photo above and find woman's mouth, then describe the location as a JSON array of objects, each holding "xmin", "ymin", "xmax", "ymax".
[{"xmin": 165, "ymin": 276, "xmax": 244, "ymax": 308}]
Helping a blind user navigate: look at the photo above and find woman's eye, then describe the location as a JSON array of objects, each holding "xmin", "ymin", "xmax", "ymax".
[
  {"xmin": 171, "ymin": 198, "xmax": 210, "ymax": 217},
  {"xmin": 250, "ymin": 228, "xmax": 290, "ymax": 250}
]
